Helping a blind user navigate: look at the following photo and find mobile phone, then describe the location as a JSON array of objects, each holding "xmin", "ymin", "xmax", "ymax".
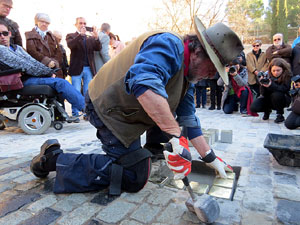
[{"xmin": 85, "ymin": 26, "xmax": 93, "ymax": 32}]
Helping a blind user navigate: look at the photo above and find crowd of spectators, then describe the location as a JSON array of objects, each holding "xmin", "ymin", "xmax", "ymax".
[
  {"xmin": 0, "ymin": 0, "xmax": 299, "ymax": 130},
  {"xmin": 194, "ymin": 31, "xmax": 300, "ymax": 129}
]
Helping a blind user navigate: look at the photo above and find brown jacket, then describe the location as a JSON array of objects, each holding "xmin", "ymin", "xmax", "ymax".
[
  {"xmin": 266, "ymin": 44, "xmax": 292, "ymax": 64},
  {"xmin": 246, "ymin": 50, "xmax": 269, "ymax": 85},
  {"xmin": 25, "ymin": 29, "xmax": 62, "ymax": 69},
  {"xmin": 88, "ymin": 31, "xmax": 187, "ymax": 147},
  {"xmin": 66, "ymin": 32, "xmax": 101, "ymax": 76}
]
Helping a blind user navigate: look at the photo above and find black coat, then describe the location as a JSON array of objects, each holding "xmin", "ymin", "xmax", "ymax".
[{"xmin": 292, "ymin": 44, "xmax": 300, "ymax": 76}]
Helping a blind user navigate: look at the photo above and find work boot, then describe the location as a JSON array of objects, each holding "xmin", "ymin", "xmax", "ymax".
[
  {"xmin": 30, "ymin": 139, "xmax": 63, "ymax": 178},
  {"xmin": 263, "ymin": 111, "xmax": 270, "ymax": 120},
  {"xmin": 0, "ymin": 120, "xmax": 5, "ymax": 130},
  {"xmin": 144, "ymin": 143, "xmax": 165, "ymax": 162},
  {"xmin": 209, "ymin": 105, "xmax": 215, "ymax": 110},
  {"xmin": 274, "ymin": 114, "xmax": 285, "ymax": 123}
]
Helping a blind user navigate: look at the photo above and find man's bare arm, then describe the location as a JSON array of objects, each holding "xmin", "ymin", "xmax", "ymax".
[{"xmin": 137, "ymin": 89, "xmax": 181, "ymax": 137}]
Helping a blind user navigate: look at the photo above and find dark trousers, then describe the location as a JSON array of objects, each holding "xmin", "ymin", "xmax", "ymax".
[
  {"xmin": 285, "ymin": 112, "xmax": 300, "ymax": 129},
  {"xmin": 249, "ymin": 83, "xmax": 260, "ymax": 98},
  {"xmin": 223, "ymin": 89, "xmax": 248, "ymax": 114},
  {"xmin": 250, "ymin": 91, "xmax": 291, "ymax": 115},
  {"xmin": 53, "ymin": 94, "xmax": 148, "ymax": 193},
  {"xmin": 208, "ymin": 79, "xmax": 222, "ymax": 107},
  {"xmin": 195, "ymin": 86, "xmax": 207, "ymax": 107}
]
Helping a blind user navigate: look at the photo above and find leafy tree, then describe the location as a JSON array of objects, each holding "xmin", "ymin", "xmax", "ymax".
[{"xmin": 225, "ymin": 0, "xmax": 264, "ymax": 40}]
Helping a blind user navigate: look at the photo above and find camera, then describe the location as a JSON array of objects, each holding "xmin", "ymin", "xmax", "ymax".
[
  {"xmin": 85, "ymin": 26, "xmax": 94, "ymax": 32},
  {"xmin": 257, "ymin": 71, "xmax": 270, "ymax": 85},
  {"xmin": 229, "ymin": 65, "xmax": 237, "ymax": 74},
  {"xmin": 289, "ymin": 88, "xmax": 300, "ymax": 97},
  {"xmin": 291, "ymin": 75, "xmax": 300, "ymax": 83}
]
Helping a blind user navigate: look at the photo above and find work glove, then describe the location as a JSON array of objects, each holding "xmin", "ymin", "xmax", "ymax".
[
  {"xmin": 201, "ymin": 149, "xmax": 233, "ymax": 178},
  {"xmin": 163, "ymin": 135, "xmax": 192, "ymax": 180}
]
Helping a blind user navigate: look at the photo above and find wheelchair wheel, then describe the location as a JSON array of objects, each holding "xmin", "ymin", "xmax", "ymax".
[
  {"xmin": 18, "ymin": 105, "xmax": 51, "ymax": 135},
  {"xmin": 53, "ymin": 121, "xmax": 63, "ymax": 130}
]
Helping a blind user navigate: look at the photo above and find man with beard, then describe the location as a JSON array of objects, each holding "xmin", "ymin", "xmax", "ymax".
[{"xmin": 30, "ymin": 16, "xmax": 243, "ymax": 195}]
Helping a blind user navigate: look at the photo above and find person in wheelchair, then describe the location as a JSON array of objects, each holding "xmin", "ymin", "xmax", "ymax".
[{"xmin": 0, "ymin": 21, "xmax": 84, "ymax": 122}]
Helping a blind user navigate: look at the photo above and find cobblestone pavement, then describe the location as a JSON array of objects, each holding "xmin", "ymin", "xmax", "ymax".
[{"xmin": 0, "ymin": 105, "xmax": 300, "ymax": 225}]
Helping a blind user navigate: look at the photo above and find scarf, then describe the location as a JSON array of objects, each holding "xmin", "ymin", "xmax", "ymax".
[
  {"xmin": 35, "ymin": 26, "xmax": 48, "ymax": 39},
  {"xmin": 183, "ymin": 40, "xmax": 190, "ymax": 76},
  {"xmin": 230, "ymin": 76, "xmax": 258, "ymax": 117}
]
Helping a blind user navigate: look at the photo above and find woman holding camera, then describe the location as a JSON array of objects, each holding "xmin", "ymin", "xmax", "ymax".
[
  {"xmin": 285, "ymin": 75, "xmax": 300, "ymax": 129},
  {"xmin": 250, "ymin": 58, "xmax": 292, "ymax": 123},
  {"xmin": 217, "ymin": 58, "xmax": 252, "ymax": 115}
]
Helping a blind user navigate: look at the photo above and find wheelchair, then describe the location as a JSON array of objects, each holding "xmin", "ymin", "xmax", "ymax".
[{"xmin": 0, "ymin": 68, "xmax": 76, "ymax": 135}]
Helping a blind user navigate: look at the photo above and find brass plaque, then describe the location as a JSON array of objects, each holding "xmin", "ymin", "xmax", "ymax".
[
  {"xmin": 226, "ymin": 172, "xmax": 236, "ymax": 180},
  {"xmin": 208, "ymin": 186, "xmax": 233, "ymax": 199},
  {"xmin": 171, "ymin": 180, "xmax": 209, "ymax": 195},
  {"xmin": 189, "ymin": 182, "xmax": 209, "ymax": 195},
  {"xmin": 213, "ymin": 177, "xmax": 234, "ymax": 188}
]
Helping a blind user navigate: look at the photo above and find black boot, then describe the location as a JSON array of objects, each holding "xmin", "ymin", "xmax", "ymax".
[
  {"xmin": 263, "ymin": 111, "xmax": 270, "ymax": 120},
  {"xmin": 275, "ymin": 114, "xmax": 285, "ymax": 123},
  {"xmin": 30, "ymin": 139, "xmax": 63, "ymax": 178}
]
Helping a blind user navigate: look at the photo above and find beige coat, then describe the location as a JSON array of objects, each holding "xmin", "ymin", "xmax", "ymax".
[{"xmin": 246, "ymin": 50, "xmax": 269, "ymax": 85}]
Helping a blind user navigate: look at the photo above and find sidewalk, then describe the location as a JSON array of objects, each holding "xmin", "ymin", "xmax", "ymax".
[{"xmin": 0, "ymin": 106, "xmax": 299, "ymax": 225}]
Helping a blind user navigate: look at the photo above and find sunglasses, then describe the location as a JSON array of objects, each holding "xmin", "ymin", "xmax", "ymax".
[
  {"xmin": 0, "ymin": 31, "xmax": 9, "ymax": 37},
  {"xmin": 253, "ymin": 44, "xmax": 260, "ymax": 47},
  {"xmin": 273, "ymin": 38, "xmax": 281, "ymax": 41}
]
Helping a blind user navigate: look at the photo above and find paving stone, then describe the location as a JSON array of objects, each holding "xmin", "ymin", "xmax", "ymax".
[
  {"xmin": 8, "ymin": 158, "xmax": 31, "ymax": 166},
  {"xmin": 0, "ymin": 192, "xmax": 41, "ymax": 217},
  {"xmin": 120, "ymin": 220, "xmax": 143, "ymax": 225},
  {"xmin": 27, "ymin": 195, "xmax": 58, "ymax": 213},
  {"xmin": 0, "ymin": 210, "xmax": 31, "ymax": 225},
  {"xmin": 274, "ymin": 184, "xmax": 300, "ymax": 201},
  {"xmin": 217, "ymin": 199, "xmax": 241, "ymax": 223},
  {"xmin": 220, "ymin": 130, "xmax": 233, "ymax": 143},
  {"xmin": 182, "ymin": 211, "xmax": 202, "ymax": 224},
  {"xmin": 14, "ymin": 173, "xmax": 36, "ymax": 184},
  {"xmin": 242, "ymin": 187, "xmax": 274, "ymax": 213},
  {"xmin": 54, "ymin": 193, "xmax": 90, "ymax": 212},
  {"xmin": 156, "ymin": 203, "xmax": 186, "ymax": 225},
  {"xmin": 248, "ymin": 175, "xmax": 273, "ymax": 189},
  {"xmin": 57, "ymin": 202, "xmax": 100, "ymax": 225},
  {"xmin": 0, "ymin": 170, "xmax": 26, "ymax": 181},
  {"xmin": 273, "ymin": 172, "xmax": 297, "ymax": 185},
  {"xmin": 237, "ymin": 152, "xmax": 253, "ymax": 159},
  {"xmin": 241, "ymin": 210, "xmax": 273, "ymax": 225},
  {"xmin": 0, "ymin": 157, "xmax": 16, "ymax": 164},
  {"xmin": 276, "ymin": 200, "xmax": 300, "ymax": 225},
  {"xmin": 21, "ymin": 207, "xmax": 61, "ymax": 225},
  {"xmin": 250, "ymin": 162, "xmax": 270, "ymax": 175},
  {"xmin": 14, "ymin": 180, "xmax": 41, "ymax": 191},
  {"xmin": 0, "ymin": 163, "xmax": 12, "ymax": 171},
  {"xmin": 96, "ymin": 200, "xmax": 135, "ymax": 224},
  {"xmin": 83, "ymin": 219, "xmax": 103, "ymax": 225},
  {"xmin": 0, "ymin": 182, "xmax": 15, "ymax": 193},
  {"xmin": 146, "ymin": 189, "xmax": 175, "ymax": 206},
  {"xmin": 121, "ymin": 188, "xmax": 151, "ymax": 203},
  {"xmin": 130, "ymin": 203, "xmax": 160, "ymax": 224},
  {"xmin": 90, "ymin": 192, "xmax": 117, "ymax": 206}
]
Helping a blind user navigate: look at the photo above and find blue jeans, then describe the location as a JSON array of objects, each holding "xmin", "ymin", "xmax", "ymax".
[
  {"xmin": 223, "ymin": 89, "xmax": 248, "ymax": 114},
  {"xmin": 71, "ymin": 66, "xmax": 93, "ymax": 116},
  {"xmin": 53, "ymin": 94, "xmax": 143, "ymax": 193},
  {"xmin": 23, "ymin": 77, "xmax": 85, "ymax": 112}
]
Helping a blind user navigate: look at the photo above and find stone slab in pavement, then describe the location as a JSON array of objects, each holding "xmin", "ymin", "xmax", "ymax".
[{"xmin": 0, "ymin": 105, "xmax": 300, "ymax": 224}]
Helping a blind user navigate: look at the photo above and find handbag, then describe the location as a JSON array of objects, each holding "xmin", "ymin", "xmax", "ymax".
[{"xmin": 0, "ymin": 72, "xmax": 23, "ymax": 92}]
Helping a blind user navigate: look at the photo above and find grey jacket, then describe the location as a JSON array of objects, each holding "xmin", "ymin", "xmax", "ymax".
[
  {"xmin": 94, "ymin": 31, "xmax": 110, "ymax": 72},
  {"xmin": 0, "ymin": 45, "xmax": 52, "ymax": 76},
  {"xmin": 217, "ymin": 67, "xmax": 248, "ymax": 107}
]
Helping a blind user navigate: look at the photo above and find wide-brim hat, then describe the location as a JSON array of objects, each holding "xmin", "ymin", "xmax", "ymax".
[{"xmin": 194, "ymin": 16, "xmax": 244, "ymax": 85}]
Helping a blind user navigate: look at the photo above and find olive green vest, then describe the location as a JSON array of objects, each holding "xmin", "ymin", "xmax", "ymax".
[{"xmin": 88, "ymin": 30, "xmax": 188, "ymax": 147}]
